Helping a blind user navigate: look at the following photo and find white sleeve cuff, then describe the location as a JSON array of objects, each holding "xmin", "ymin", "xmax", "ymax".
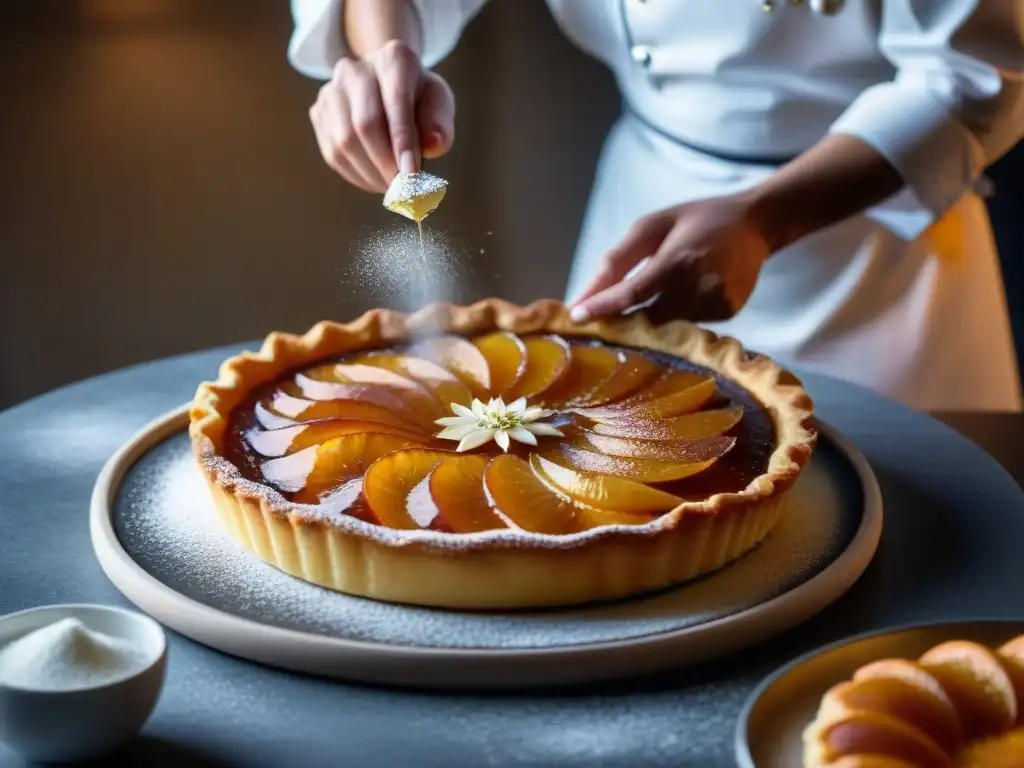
[
  {"xmin": 287, "ymin": 0, "xmax": 477, "ymax": 80},
  {"xmin": 288, "ymin": 0, "xmax": 345, "ymax": 80},
  {"xmin": 829, "ymin": 81, "xmax": 986, "ymax": 241}
]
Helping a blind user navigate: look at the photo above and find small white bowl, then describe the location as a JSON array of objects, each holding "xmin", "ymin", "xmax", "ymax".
[{"xmin": 0, "ymin": 603, "xmax": 167, "ymax": 763}]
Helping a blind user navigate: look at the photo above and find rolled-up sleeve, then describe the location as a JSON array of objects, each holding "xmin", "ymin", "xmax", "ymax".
[
  {"xmin": 288, "ymin": 0, "xmax": 488, "ymax": 80},
  {"xmin": 829, "ymin": 0, "xmax": 1024, "ymax": 240}
]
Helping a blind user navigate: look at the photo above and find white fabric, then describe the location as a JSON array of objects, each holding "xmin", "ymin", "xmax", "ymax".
[{"xmin": 289, "ymin": 0, "xmax": 1024, "ymax": 412}]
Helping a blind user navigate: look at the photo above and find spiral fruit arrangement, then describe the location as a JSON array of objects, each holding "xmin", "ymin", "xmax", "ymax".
[
  {"xmin": 804, "ymin": 635, "xmax": 1024, "ymax": 767},
  {"xmin": 229, "ymin": 331, "xmax": 757, "ymax": 532}
]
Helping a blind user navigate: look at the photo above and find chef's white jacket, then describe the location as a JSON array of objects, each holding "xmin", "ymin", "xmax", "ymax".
[{"xmin": 290, "ymin": 0, "xmax": 1024, "ymax": 411}]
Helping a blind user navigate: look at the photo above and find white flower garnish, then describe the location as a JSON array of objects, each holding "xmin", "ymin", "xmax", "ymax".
[{"xmin": 434, "ymin": 397, "xmax": 564, "ymax": 452}]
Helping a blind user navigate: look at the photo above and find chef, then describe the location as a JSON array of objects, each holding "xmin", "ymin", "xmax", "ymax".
[{"xmin": 289, "ymin": 0, "xmax": 1024, "ymax": 412}]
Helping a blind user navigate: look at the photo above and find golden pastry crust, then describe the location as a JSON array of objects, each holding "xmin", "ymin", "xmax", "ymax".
[{"xmin": 188, "ymin": 299, "xmax": 816, "ymax": 608}]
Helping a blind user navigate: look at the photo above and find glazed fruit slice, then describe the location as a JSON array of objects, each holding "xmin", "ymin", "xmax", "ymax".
[
  {"xmin": 407, "ymin": 335, "xmax": 491, "ymax": 395},
  {"xmin": 293, "ymin": 373, "xmax": 441, "ymax": 421},
  {"xmin": 246, "ymin": 419, "xmax": 429, "ymax": 458},
  {"xmin": 544, "ymin": 442, "xmax": 730, "ymax": 484},
  {"xmin": 484, "ymin": 455, "xmax": 652, "ymax": 533},
  {"xmin": 817, "ymin": 677, "xmax": 962, "ymax": 758},
  {"xmin": 997, "ymin": 636, "xmax": 1024, "ymax": 724},
  {"xmin": 851, "ymin": 659, "xmax": 963, "ymax": 756},
  {"xmin": 353, "ymin": 352, "xmax": 473, "ymax": 408},
  {"xmin": 571, "ymin": 352, "xmax": 662, "ymax": 407},
  {"xmin": 505, "ymin": 335, "xmax": 571, "ymax": 400},
  {"xmin": 472, "ymin": 331, "xmax": 527, "ymax": 396},
  {"xmin": 304, "ymin": 363, "xmax": 445, "ymax": 416},
  {"xmin": 363, "ymin": 449, "xmax": 452, "ymax": 529},
  {"xmin": 807, "ymin": 710, "xmax": 953, "ymax": 767},
  {"xmin": 959, "ymin": 729, "xmax": 1024, "ymax": 766},
  {"xmin": 429, "ymin": 455, "xmax": 506, "ymax": 533},
  {"xmin": 567, "ymin": 429, "xmax": 736, "ymax": 463},
  {"xmin": 579, "ymin": 406, "xmax": 743, "ymax": 441},
  {"xmin": 537, "ymin": 344, "xmax": 623, "ymax": 408},
  {"xmin": 918, "ymin": 640, "xmax": 1018, "ymax": 740},
  {"xmin": 254, "ymin": 400, "xmax": 297, "ymax": 430},
  {"xmin": 626, "ymin": 369, "xmax": 711, "ymax": 401},
  {"xmin": 261, "ymin": 433, "xmax": 417, "ymax": 510},
  {"xmin": 577, "ymin": 375, "xmax": 718, "ymax": 421},
  {"xmin": 265, "ymin": 391, "xmax": 428, "ymax": 430},
  {"xmin": 529, "ymin": 454, "xmax": 681, "ymax": 515},
  {"xmin": 483, "ymin": 454, "xmax": 580, "ymax": 535}
]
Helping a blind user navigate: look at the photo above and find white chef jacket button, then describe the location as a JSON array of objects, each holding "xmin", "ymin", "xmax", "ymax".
[{"xmin": 631, "ymin": 45, "xmax": 652, "ymax": 67}]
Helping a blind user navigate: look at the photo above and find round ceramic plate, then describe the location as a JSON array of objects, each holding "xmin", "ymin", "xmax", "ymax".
[
  {"xmin": 736, "ymin": 619, "xmax": 1024, "ymax": 767},
  {"xmin": 91, "ymin": 405, "xmax": 882, "ymax": 689}
]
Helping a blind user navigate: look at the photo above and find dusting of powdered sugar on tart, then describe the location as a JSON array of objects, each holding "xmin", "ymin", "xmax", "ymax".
[{"xmin": 112, "ymin": 432, "xmax": 852, "ymax": 650}]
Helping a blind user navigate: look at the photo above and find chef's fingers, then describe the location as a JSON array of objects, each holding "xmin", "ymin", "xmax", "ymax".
[
  {"xmin": 309, "ymin": 90, "xmax": 379, "ymax": 193},
  {"xmin": 417, "ymin": 73, "xmax": 456, "ymax": 160},
  {"xmin": 569, "ymin": 214, "xmax": 672, "ymax": 322},
  {"xmin": 372, "ymin": 40, "xmax": 423, "ymax": 174},
  {"xmin": 568, "ymin": 259, "xmax": 666, "ymax": 321},
  {"xmin": 337, "ymin": 58, "xmax": 396, "ymax": 186},
  {"xmin": 327, "ymin": 87, "xmax": 389, "ymax": 192}
]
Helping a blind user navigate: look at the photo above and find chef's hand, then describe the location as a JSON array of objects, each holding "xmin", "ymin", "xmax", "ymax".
[
  {"xmin": 308, "ymin": 41, "xmax": 455, "ymax": 193},
  {"xmin": 569, "ymin": 194, "xmax": 772, "ymax": 324}
]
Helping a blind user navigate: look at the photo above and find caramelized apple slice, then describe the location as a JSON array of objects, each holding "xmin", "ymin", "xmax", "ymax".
[
  {"xmin": 626, "ymin": 370, "xmax": 712, "ymax": 401},
  {"xmin": 577, "ymin": 376, "xmax": 717, "ymax": 421},
  {"xmin": 809, "ymin": 711, "xmax": 952, "ymax": 767},
  {"xmin": 544, "ymin": 442, "xmax": 730, "ymax": 483},
  {"xmin": 354, "ymin": 352, "xmax": 473, "ymax": 408},
  {"xmin": 530, "ymin": 454, "xmax": 680, "ymax": 514},
  {"xmin": 505, "ymin": 335, "xmax": 571, "ymax": 400},
  {"xmin": 246, "ymin": 419, "xmax": 429, "ymax": 458},
  {"xmin": 407, "ymin": 335, "xmax": 491, "ymax": 395},
  {"xmin": 536, "ymin": 344, "xmax": 623, "ymax": 408},
  {"xmin": 997, "ymin": 636, "xmax": 1024, "ymax": 724},
  {"xmin": 851, "ymin": 659, "xmax": 963, "ymax": 756},
  {"xmin": 918, "ymin": 640, "xmax": 1018, "ymax": 740},
  {"xmin": 429, "ymin": 455, "xmax": 507, "ymax": 533},
  {"xmin": 959, "ymin": 729, "xmax": 1024, "ymax": 766},
  {"xmin": 267, "ymin": 390, "xmax": 429, "ymax": 430},
  {"xmin": 255, "ymin": 401, "xmax": 297, "ymax": 430},
  {"xmin": 472, "ymin": 331, "xmax": 527, "ymax": 396},
  {"xmin": 262, "ymin": 433, "xmax": 416, "ymax": 508},
  {"xmin": 328, "ymin": 363, "xmax": 445, "ymax": 414},
  {"xmin": 363, "ymin": 449, "xmax": 451, "ymax": 530},
  {"xmin": 293, "ymin": 372, "xmax": 443, "ymax": 421},
  {"xmin": 817, "ymin": 677, "xmax": 962, "ymax": 758},
  {"xmin": 572, "ymin": 352, "xmax": 663, "ymax": 407},
  {"xmin": 568, "ymin": 429, "xmax": 735, "ymax": 463},
  {"xmin": 580, "ymin": 407, "xmax": 743, "ymax": 441},
  {"xmin": 483, "ymin": 454, "xmax": 579, "ymax": 534}
]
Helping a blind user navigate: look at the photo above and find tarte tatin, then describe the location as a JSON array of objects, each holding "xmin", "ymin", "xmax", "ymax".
[{"xmin": 189, "ymin": 300, "xmax": 816, "ymax": 609}]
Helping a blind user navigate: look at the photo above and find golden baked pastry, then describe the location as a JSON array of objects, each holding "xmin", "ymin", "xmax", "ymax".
[
  {"xmin": 189, "ymin": 299, "xmax": 815, "ymax": 609},
  {"xmin": 803, "ymin": 634, "xmax": 1024, "ymax": 767}
]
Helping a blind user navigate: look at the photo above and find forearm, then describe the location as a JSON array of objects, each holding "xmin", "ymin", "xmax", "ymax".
[
  {"xmin": 742, "ymin": 134, "xmax": 904, "ymax": 253},
  {"xmin": 343, "ymin": 0, "xmax": 422, "ymax": 58}
]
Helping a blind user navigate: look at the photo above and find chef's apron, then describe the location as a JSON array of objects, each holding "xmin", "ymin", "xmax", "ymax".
[{"xmin": 565, "ymin": 112, "xmax": 1023, "ymax": 413}]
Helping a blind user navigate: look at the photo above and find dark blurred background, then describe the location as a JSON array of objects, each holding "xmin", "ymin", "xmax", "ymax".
[{"xmin": 1, "ymin": 0, "xmax": 1021, "ymax": 410}]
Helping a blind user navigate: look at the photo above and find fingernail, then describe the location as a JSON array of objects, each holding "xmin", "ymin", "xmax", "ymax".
[
  {"xmin": 398, "ymin": 150, "xmax": 417, "ymax": 174},
  {"xmin": 569, "ymin": 305, "xmax": 590, "ymax": 323},
  {"xmin": 425, "ymin": 131, "xmax": 442, "ymax": 149}
]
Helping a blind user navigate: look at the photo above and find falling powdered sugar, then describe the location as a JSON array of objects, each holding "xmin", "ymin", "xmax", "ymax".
[{"xmin": 344, "ymin": 224, "xmax": 465, "ymax": 312}]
